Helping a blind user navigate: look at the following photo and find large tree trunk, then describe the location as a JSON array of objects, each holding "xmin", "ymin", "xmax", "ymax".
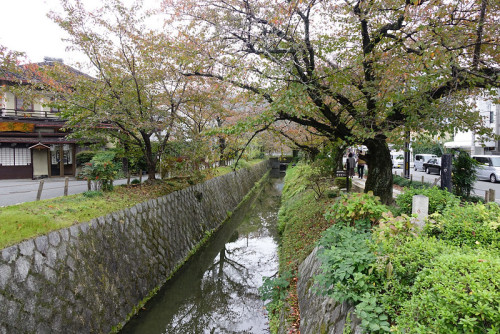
[{"xmin": 364, "ymin": 137, "xmax": 393, "ymax": 205}]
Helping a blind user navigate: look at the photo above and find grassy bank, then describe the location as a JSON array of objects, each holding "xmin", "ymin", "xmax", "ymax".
[
  {"xmin": 270, "ymin": 163, "xmax": 337, "ymax": 332},
  {"xmin": 0, "ymin": 159, "xmax": 263, "ymax": 249}
]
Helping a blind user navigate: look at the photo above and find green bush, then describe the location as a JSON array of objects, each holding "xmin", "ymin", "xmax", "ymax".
[
  {"xmin": 452, "ymin": 151, "xmax": 479, "ymax": 199},
  {"xmin": 324, "ymin": 192, "xmax": 388, "ymax": 229},
  {"xmin": 259, "ymin": 271, "xmax": 293, "ymax": 315},
  {"xmin": 76, "ymin": 150, "xmax": 96, "ymax": 166},
  {"xmin": 424, "ymin": 202, "xmax": 500, "ymax": 249},
  {"xmin": 316, "ymin": 224, "xmax": 390, "ymax": 333},
  {"xmin": 131, "ymin": 179, "xmax": 141, "ymax": 185},
  {"xmin": 333, "ymin": 176, "xmax": 352, "ymax": 189},
  {"xmin": 393, "ymin": 175, "xmax": 428, "ymax": 189},
  {"xmin": 394, "ymin": 186, "xmax": 460, "ymax": 216},
  {"xmin": 396, "ymin": 251, "xmax": 500, "ymax": 333},
  {"xmin": 81, "ymin": 151, "xmax": 123, "ymax": 191}
]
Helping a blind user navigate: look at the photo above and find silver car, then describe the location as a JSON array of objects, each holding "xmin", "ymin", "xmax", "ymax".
[{"xmin": 472, "ymin": 155, "xmax": 500, "ymax": 183}]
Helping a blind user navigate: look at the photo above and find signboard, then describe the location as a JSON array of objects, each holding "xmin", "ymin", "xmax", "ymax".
[{"xmin": 0, "ymin": 122, "xmax": 35, "ymax": 133}]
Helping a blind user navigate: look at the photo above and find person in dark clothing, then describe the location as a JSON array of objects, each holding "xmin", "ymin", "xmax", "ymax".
[
  {"xmin": 357, "ymin": 151, "xmax": 366, "ymax": 179},
  {"xmin": 347, "ymin": 153, "xmax": 356, "ymax": 178}
]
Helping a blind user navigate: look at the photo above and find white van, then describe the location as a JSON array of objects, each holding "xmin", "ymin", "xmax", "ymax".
[
  {"xmin": 472, "ymin": 155, "xmax": 500, "ymax": 183},
  {"xmin": 391, "ymin": 152, "xmax": 404, "ymax": 169},
  {"xmin": 414, "ymin": 154, "xmax": 437, "ymax": 172}
]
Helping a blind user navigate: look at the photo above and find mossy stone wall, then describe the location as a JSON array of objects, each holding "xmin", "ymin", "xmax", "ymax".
[{"xmin": 0, "ymin": 161, "xmax": 270, "ymax": 333}]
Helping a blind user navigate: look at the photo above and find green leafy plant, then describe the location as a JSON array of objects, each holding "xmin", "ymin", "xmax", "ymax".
[
  {"xmin": 75, "ymin": 150, "xmax": 96, "ymax": 166},
  {"xmin": 324, "ymin": 192, "xmax": 388, "ymax": 229},
  {"xmin": 130, "ymin": 179, "xmax": 141, "ymax": 185},
  {"xmin": 424, "ymin": 202, "xmax": 500, "ymax": 249},
  {"xmin": 395, "ymin": 251, "xmax": 500, "ymax": 333},
  {"xmin": 316, "ymin": 224, "xmax": 390, "ymax": 333},
  {"xmin": 452, "ymin": 150, "xmax": 479, "ymax": 200},
  {"xmin": 393, "ymin": 175, "xmax": 429, "ymax": 189},
  {"xmin": 259, "ymin": 271, "xmax": 293, "ymax": 315},
  {"xmin": 394, "ymin": 186, "xmax": 460, "ymax": 216},
  {"xmin": 81, "ymin": 151, "xmax": 123, "ymax": 191}
]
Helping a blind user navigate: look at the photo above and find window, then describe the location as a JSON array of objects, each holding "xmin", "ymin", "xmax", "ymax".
[
  {"xmin": 0, "ymin": 147, "xmax": 14, "ymax": 166},
  {"xmin": 14, "ymin": 147, "xmax": 30, "ymax": 165},
  {"xmin": 15, "ymin": 96, "xmax": 33, "ymax": 111},
  {"xmin": 0, "ymin": 146, "xmax": 30, "ymax": 166}
]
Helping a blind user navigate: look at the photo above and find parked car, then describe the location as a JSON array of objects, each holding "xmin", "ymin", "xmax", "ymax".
[
  {"xmin": 391, "ymin": 152, "xmax": 404, "ymax": 168},
  {"xmin": 414, "ymin": 154, "xmax": 438, "ymax": 171},
  {"xmin": 472, "ymin": 155, "xmax": 500, "ymax": 183},
  {"xmin": 423, "ymin": 158, "xmax": 442, "ymax": 175}
]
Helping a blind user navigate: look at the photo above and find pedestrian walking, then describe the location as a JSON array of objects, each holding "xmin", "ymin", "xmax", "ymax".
[
  {"xmin": 346, "ymin": 153, "xmax": 356, "ymax": 178},
  {"xmin": 357, "ymin": 151, "xmax": 366, "ymax": 179}
]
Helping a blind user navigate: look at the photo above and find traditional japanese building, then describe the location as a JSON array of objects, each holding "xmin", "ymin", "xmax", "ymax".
[{"xmin": 0, "ymin": 58, "xmax": 83, "ymax": 179}]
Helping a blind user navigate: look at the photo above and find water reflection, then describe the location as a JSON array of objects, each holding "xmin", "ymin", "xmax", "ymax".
[{"xmin": 121, "ymin": 175, "xmax": 283, "ymax": 334}]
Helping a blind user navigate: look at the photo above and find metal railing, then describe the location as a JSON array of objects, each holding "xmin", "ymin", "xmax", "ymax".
[{"xmin": 0, "ymin": 108, "xmax": 60, "ymax": 119}]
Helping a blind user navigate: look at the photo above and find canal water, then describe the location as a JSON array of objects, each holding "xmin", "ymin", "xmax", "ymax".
[{"xmin": 121, "ymin": 171, "xmax": 284, "ymax": 334}]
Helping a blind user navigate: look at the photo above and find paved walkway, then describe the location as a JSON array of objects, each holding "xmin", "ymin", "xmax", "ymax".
[{"xmin": 0, "ymin": 176, "xmax": 147, "ymax": 207}]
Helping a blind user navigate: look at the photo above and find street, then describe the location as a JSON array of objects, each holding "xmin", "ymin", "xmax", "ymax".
[
  {"xmin": 393, "ymin": 168, "xmax": 500, "ymax": 202},
  {"xmin": 0, "ymin": 177, "xmax": 131, "ymax": 207}
]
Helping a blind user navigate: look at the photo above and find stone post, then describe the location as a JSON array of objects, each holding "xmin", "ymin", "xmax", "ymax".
[{"xmin": 412, "ymin": 195, "xmax": 429, "ymax": 230}]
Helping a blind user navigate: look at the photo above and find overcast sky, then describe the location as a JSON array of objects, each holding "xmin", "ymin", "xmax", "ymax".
[
  {"xmin": 0, "ymin": 0, "xmax": 82, "ymax": 64},
  {"xmin": 1, "ymin": 0, "xmax": 161, "ymax": 68}
]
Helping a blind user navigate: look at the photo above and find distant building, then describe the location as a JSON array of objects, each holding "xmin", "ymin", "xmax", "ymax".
[
  {"xmin": 445, "ymin": 90, "xmax": 500, "ymax": 155},
  {"xmin": 0, "ymin": 58, "xmax": 88, "ymax": 179}
]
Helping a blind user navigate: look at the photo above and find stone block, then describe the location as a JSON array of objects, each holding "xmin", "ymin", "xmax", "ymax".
[
  {"xmin": 1, "ymin": 245, "xmax": 18, "ymax": 264},
  {"xmin": 35, "ymin": 235, "xmax": 49, "ymax": 255},
  {"xmin": 18, "ymin": 239, "xmax": 35, "ymax": 257},
  {"xmin": 33, "ymin": 251, "xmax": 46, "ymax": 274},
  {"xmin": 46, "ymin": 248, "xmax": 58, "ymax": 268},
  {"xmin": 26, "ymin": 275, "xmax": 39, "ymax": 293},
  {"xmin": 60, "ymin": 228, "xmax": 70, "ymax": 242},
  {"xmin": 43, "ymin": 266, "xmax": 57, "ymax": 284},
  {"xmin": 69, "ymin": 225, "xmax": 80, "ymax": 238},
  {"xmin": 48, "ymin": 231, "xmax": 61, "ymax": 247},
  {"xmin": 412, "ymin": 195, "xmax": 429, "ymax": 230},
  {"xmin": 14, "ymin": 256, "xmax": 30, "ymax": 282},
  {"xmin": 0, "ymin": 264, "xmax": 12, "ymax": 290}
]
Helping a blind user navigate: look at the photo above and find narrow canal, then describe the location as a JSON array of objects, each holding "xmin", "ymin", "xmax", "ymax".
[{"xmin": 121, "ymin": 171, "xmax": 284, "ymax": 334}]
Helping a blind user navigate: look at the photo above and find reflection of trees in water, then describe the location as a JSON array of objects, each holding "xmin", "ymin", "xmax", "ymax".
[{"xmin": 163, "ymin": 244, "xmax": 265, "ymax": 334}]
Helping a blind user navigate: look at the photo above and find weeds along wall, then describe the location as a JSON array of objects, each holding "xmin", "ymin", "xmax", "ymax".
[{"xmin": 0, "ymin": 161, "xmax": 270, "ymax": 334}]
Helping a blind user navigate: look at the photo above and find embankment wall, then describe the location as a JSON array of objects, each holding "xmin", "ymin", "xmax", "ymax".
[{"xmin": 0, "ymin": 161, "xmax": 270, "ymax": 333}]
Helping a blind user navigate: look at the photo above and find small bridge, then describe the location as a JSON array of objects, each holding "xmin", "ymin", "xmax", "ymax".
[{"xmin": 270, "ymin": 157, "xmax": 294, "ymax": 171}]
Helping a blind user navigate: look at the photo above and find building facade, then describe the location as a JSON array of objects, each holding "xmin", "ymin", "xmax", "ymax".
[
  {"xmin": 445, "ymin": 91, "xmax": 500, "ymax": 155},
  {"xmin": 0, "ymin": 77, "xmax": 79, "ymax": 179}
]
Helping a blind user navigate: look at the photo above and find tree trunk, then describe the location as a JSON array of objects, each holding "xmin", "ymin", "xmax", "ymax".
[{"xmin": 364, "ymin": 137, "xmax": 393, "ymax": 205}]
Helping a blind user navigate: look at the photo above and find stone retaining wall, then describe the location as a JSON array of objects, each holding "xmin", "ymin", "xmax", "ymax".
[
  {"xmin": 0, "ymin": 161, "xmax": 270, "ymax": 334},
  {"xmin": 297, "ymin": 247, "xmax": 362, "ymax": 334}
]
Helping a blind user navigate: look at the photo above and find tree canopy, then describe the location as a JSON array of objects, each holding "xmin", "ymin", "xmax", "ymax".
[{"xmin": 164, "ymin": 0, "xmax": 500, "ymax": 203}]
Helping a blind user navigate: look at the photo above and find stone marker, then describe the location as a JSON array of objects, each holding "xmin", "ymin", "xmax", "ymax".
[{"xmin": 412, "ymin": 195, "xmax": 429, "ymax": 230}]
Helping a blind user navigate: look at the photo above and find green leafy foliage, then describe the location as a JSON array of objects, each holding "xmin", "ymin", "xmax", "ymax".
[
  {"xmin": 396, "ymin": 251, "xmax": 500, "ymax": 333},
  {"xmin": 81, "ymin": 151, "xmax": 123, "ymax": 191},
  {"xmin": 75, "ymin": 150, "xmax": 96, "ymax": 166},
  {"xmin": 394, "ymin": 186, "xmax": 460, "ymax": 216},
  {"xmin": 259, "ymin": 271, "xmax": 293, "ymax": 315},
  {"xmin": 424, "ymin": 202, "xmax": 500, "ymax": 249},
  {"xmin": 316, "ymin": 224, "xmax": 390, "ymax": 333},
  {"xmin": 452, "ymin": 150, "xmax": 479, "ymax": 199},
  {"xmin": 392, "ymin": 175, "xmax": 429, "ymax": 189},
  {"xmin": 324, "ymin": 192, "xmax": 388, "ymax": 229}
]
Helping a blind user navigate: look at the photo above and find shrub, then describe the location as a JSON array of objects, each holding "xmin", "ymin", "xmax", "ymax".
[
  {"xmin": 81, "ymin": 151, "xmax": 123, "ymax": 191},
  {"xmin": 424, "ymin": 202, "xmax": 500, "ymax": 249},
  {"xmin": 393, "ymin": 174, "xmax": 428, "ymax": 189},
  {"xmin": 131, "ymin": 179, "xmax": 141, "ymax": 185},
  {"xmin": 316, "ymin": 224, "xmax": 391, "ymax": 333},
  {"xmin": 259, "ymin": 271, "xmax": 293, "ymax": 315},
  {"xmin": 333, "ymin": 176, "xmax": 352, "ymax": 189},
  {"xmin": 452, "ymin": 150, "xmax": 479, "ymax": 200},
  {"xmin": 396, "ymin": 251, "xmax": 500, "ymax": 333},
  {"xmin": 394, "ymin": 186, "xmax": 460, "ymax": 216},
  {"xmin": 76, "ymin": 150, "xmax": 96, "ymax": 166},
  {"xmin": 324, "ymin": 192, "xmax": 388, "ymax": 229}
]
